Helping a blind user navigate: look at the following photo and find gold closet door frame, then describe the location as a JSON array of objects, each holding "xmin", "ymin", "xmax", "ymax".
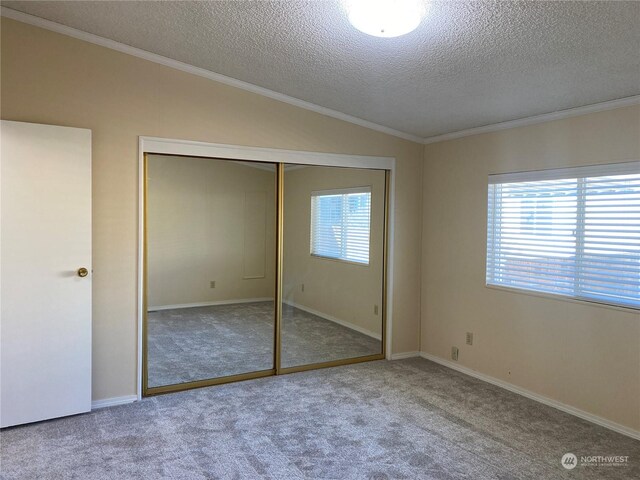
[{"xmin": 142, "ymin": 154, "xmax": 388, "ymax": 397}]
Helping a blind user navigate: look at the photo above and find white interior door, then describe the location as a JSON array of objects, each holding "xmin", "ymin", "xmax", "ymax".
[{"xmin": 1, "ymin": 120, "xmax": 92, "ymax": 428}]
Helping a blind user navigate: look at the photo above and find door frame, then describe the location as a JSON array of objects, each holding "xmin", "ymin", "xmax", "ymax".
[{"xmin": 137, "ymin": 136, "xmax": 396, "ymax": 399}]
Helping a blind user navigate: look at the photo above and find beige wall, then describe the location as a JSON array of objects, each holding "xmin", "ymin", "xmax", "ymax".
[
  {"xmin": 147, "ymin": 155, "xmax": 275, "ymax": 307},
  {"xmin": 0, "ymin": 18, "xmax": 424, "ymax": 401},
  {"xmin": 422, "ymin": 105, "xmax": 640, "ymax": 431},
  {"xmin": 283, "ymin": 166, "xmax": 385, "ymax": 337}
]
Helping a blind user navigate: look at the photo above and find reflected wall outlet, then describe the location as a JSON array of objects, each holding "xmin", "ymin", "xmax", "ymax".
[
  {"xmin": 466, "ymin": 332, "xmax": 473, "ymax": 345},
  {"xmin": 451, "ymin": 347, "xmax": 459, "ymax": 361},
  {"xmin": 374, "ymin": 305, "xmax": 379, "ymax": 315},
  {"xmin": 210, "ymin": 281, "xmax": 216, "ymax": 288}
]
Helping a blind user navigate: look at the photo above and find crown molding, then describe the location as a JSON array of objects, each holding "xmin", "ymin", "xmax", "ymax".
[
  {"xmin": 423, "ymin": 95, "xmax": 640, "ymax": 145},
  {"xmin": 0, "ymin": 7, "xmax": 424, "ymax": 144},
  {"xmin": 3, "ymin": 7, "xmax": 639, "ymax": 147}
]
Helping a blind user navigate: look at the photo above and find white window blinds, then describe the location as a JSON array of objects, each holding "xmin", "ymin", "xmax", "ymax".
[
  {"xmin": 487, "ymin": 162, "xmax": 640, "ymax": 309},
  {"xmin": 311, "ymin": 187, "xmax": 371, "ymax": 265}
]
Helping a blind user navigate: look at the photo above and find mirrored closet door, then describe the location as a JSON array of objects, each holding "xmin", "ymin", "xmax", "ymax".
[
  {"xmin": 144, "ymin": 154, "xmax": 388, "ymax": 396},
  {"xmin": 280, "ymin": 165, "xmax": 386, "ymax": 371},
  {"xmin": 144, "ymin": 154, "xmax": 277, "ymax": 393}
]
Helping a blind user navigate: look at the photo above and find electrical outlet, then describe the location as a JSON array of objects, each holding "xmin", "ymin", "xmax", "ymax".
[
  {"xmin": 301, "ymin": 283, "xmax": 305, "ymax": 292},
  {"xmin": 374, "ymin": 305, "xmax": 379, "ymax": 315},
  {"xmin": 466, "ymin": 332, "xmax": 473, "ymax": 345},
  {"xmin": 451, "ymin": 346, "xmax": 459, "ymax": 361},
  {"xmin": 210, "ymin": 281, "xmax": 216, "ymax": 288}
]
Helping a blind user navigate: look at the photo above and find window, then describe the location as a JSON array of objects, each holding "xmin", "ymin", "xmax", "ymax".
[
  {"xmin": 311, "ymin": 187, "xmax": 371, "ymax": 264},
  {"xmin": 486, "ymin": 162, "xmax": 640, "ymax": 309}
]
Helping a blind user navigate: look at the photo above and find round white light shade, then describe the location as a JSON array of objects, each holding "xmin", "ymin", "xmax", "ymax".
[{"xmin": 345, "ymin": 0, "xmax": 428, "ymax": 38}]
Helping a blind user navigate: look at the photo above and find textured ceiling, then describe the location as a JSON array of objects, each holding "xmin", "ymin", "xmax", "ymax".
[{"xmin": 3, "ymin": 1, "xmax": 640, "ymax": 139}]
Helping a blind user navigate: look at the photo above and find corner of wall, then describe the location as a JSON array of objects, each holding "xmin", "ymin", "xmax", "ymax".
[{"xmin": 417, "ymin": 143, "xmax": 427, "ymax": 354}]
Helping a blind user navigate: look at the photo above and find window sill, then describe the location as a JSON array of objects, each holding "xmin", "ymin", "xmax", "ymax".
[
  {"xmin": 485, "ymin": 284, "xmax": 639, "ymax": 314},
  {"xmin": 310, "ymin": 254, "xmax": 369, "ymax": 267}
]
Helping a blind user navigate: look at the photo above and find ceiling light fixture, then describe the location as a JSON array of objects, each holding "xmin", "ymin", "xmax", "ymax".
[{"xmin": 344, "ymin": 0, "xmax": 428, "ymax": 38}]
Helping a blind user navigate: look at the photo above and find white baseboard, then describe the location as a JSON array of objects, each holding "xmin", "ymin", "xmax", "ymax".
[
  {"xmin": 91, "ymin": 395, "xmax": 137, "ymax": 410},
  {"xmin": 419, "ymin": 352, "xmax": 640, "ymax": 441},
  {"xmin": 284, "ymin": 301, "xmax": 382, "ymax": 340},
  {"xmin": 148, "ymin": 297, "xmax": 273, "ymax": 312},
  {"xmin": 390, "ymin": 351, "xmax": 421, "ymax": 360}
]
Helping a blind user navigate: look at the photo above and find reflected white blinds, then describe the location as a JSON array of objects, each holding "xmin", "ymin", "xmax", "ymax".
[{"xmin": 311, "ymin": 187, "xmax": 371, "ymax": 265}]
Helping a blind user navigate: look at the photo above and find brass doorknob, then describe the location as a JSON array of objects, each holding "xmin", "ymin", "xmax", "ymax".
[{"xmin": 77, "ymin": 267, "xmax": 89, "ymax": 278}]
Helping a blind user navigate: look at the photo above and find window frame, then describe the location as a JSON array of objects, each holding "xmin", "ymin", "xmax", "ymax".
[
  {"xmin": 486, "ymin": 161, "xmax": 640, "ymax": 311},
  {"xmin": 310, "ymin": 185, "xmax": 372, "ymax": 266}
]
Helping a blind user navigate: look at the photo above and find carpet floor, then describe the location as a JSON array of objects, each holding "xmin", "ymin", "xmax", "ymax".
[
  {"xmin": 148, "ymin": 302, "xmax": 381, "ymax": 387},
  {"xmin": 1, "ymin": 358, "xmax": 637, "ymax": 479}
]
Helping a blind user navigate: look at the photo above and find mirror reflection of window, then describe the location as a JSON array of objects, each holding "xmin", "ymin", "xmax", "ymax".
[{"xmin": 311, "ymin": 186, "xmax": 372, "ymax": 264}]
